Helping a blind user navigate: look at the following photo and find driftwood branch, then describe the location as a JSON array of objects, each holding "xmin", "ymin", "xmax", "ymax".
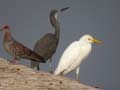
[{"xmin": 0, "ymin": 57, "xmax": 98, "ymax": 90}]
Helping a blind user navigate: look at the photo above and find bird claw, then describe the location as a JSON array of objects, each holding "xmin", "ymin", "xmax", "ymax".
[{"xmin": 9, "ymin": 59, "xmax": 19, "ymax": 64}]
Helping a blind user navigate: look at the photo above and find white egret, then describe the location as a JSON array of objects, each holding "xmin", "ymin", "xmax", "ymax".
[{"xmin": 54, "ymin": 34, "xmax": 102, "ymax": 81}]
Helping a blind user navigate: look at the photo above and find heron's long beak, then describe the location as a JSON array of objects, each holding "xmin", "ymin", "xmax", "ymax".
[
  {"xmin": 60, "ymin": 7, "xmax": 70, "ymax": 12},
  {"xmin": 92, "ymin": 38, "xmax": 102, "ymax": 44}
]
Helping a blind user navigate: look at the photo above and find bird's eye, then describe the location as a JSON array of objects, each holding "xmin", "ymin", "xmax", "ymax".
[{"xmin": 88, "ymin": 38, "xmax": 91, "ymax": 41}]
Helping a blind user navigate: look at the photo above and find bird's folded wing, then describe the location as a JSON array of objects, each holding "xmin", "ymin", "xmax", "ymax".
[{"xmin": 55, "ymin": 41, "xmax": 80, "ymax": 74}]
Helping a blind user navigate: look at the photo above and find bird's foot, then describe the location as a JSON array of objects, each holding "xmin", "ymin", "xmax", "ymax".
[
  {"xmin": 93, "ymin": 86, "xmax": 101, "ymax": 89},
  {"xmin": 9, "ymin": 59, "xmax": 19, "ymax": 64},
  {"xmin": 76, "ymin": 77, "xmax": 80, "ymax": 83}
]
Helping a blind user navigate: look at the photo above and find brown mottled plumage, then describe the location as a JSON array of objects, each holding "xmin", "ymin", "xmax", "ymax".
[
  {"xmin": 1, "ymin": 25, "xmax": 45, "ymax": 63},
  {"xmin": 31, "ymin": 7, "xmax": 69, "ymax": 72}
]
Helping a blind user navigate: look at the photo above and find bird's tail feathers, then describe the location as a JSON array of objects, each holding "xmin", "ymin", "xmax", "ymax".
[{"xmin": 24, "ymin": 50, "xmax": 46, "ymax": 63}]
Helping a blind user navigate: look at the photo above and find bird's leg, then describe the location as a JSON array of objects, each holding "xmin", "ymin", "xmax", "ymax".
[
  {"xmin": 49, "ymin": 58, "xmax": 53, "ymax": 74},
  {"xmin": 76, "ymin": 67, "xmax": 80, "ymax": 82},
  {"xmin": 31, "ymin": 61, "xmax": 40, "ymax": 70},
  {"xmin": 37, "ymin": 62, "xmax": 40, "ymax": 70}
]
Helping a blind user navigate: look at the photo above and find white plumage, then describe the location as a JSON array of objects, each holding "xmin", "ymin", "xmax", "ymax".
[{"xmin": 54, "ymin": 34, "xmax": 101, "ymax": 81}]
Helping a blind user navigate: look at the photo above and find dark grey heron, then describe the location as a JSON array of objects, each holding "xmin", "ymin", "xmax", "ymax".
[{"xmin": 31, "ymin": 7, "xmax": 69, "ymax": 73}]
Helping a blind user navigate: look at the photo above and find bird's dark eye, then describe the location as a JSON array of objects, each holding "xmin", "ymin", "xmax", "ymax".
[{"xmin": 88, "ymin": 38, "xmax": 91, "ymax": 41}]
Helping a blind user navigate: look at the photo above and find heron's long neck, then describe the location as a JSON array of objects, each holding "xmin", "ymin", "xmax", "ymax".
[
  {"xmin": 50, "ymin": 15, "xmax": 60, "ymax": 40},
  {"xmin": 4, "ymin": 31, "xmax": 13, "ymax": 42}
]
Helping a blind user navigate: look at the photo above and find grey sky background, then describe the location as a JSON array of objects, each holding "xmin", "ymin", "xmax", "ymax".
[{"xmin": 0, "ymin": 0, "xmax": 119, "ymax": 90}]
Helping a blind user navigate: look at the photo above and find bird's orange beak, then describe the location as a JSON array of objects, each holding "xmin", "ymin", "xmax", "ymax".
[{"xmin": 92, "ymin": 38, "xmax": 102, "ymax": 44}]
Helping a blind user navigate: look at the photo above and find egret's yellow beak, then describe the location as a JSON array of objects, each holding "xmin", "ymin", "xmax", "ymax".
[{"xmin": 92, "ymin": 38, "xmax": 102, "ymax": 44}]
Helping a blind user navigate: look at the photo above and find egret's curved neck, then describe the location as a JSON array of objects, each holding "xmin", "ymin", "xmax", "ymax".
[{"xmin": 50, "ymin": 14, "xmax": 60, "ymax": 40}]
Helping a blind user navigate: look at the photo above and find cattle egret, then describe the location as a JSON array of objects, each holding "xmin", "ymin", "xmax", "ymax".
[{"xmin": 54, "ymin": 34, "xmax": 102, "ymax": 81}]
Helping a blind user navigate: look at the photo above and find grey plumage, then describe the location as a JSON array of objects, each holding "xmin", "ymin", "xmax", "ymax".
[{"xmin": 31, "ymin": 7, "xmax": 69, "ymax": 72}]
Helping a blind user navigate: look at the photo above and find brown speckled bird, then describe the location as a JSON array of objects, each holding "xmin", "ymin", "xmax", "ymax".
[
  {"xmin": 31, "ymin": 7, "xmax": 69, "ymax": 72},
  {"xmin": 0, "ymin": 25, "xmax": 45, "ymax": 64}
]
